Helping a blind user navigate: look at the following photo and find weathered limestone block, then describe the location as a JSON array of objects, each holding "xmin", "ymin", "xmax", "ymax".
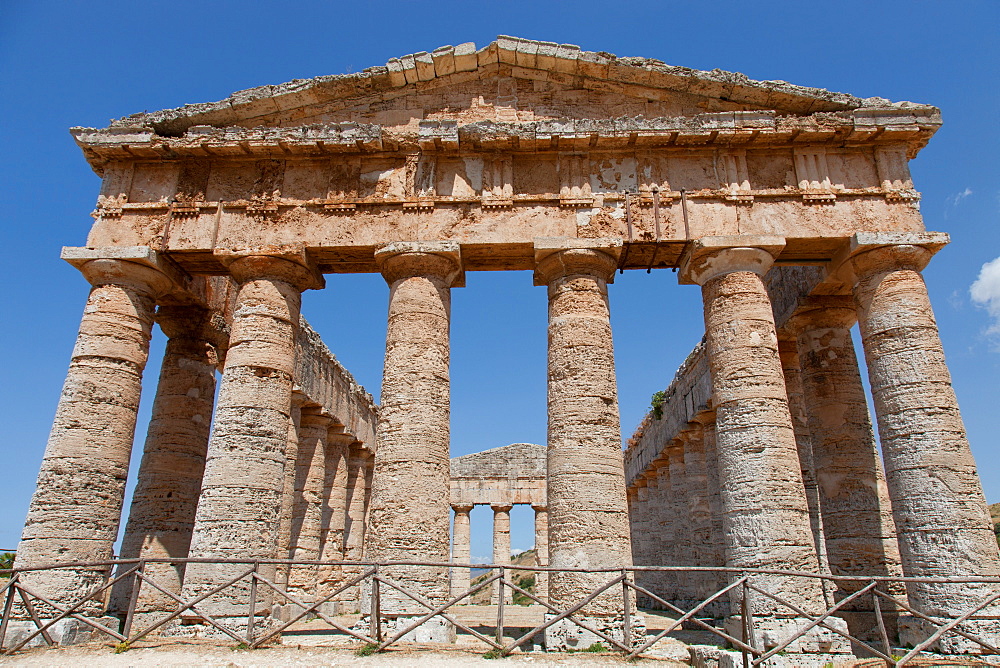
[
  {"xmin": 680, "ymin": 237, "xmax": 830, "ymax": 618},
  {"xmin": 535, "ymin": 239, "xmax": 632, "ymax": 620},
  {"xmin": 450, "ymin": 505, "xmax": 473, "ymax": 599},
  {"xmin": 183, "ymin": 249, "xmax": 323, "ymax": 615},
  {"xmin": 651, "ymin": 462, "xmax": 675, "ymax": 604},
  {"xmin": 682, "ymin": 425, "xmax": 717, "ymax": 603},
  {"xmin": 364, "ymin": 241, "xmax": 462, "ymax": 624},
  {"xmin": 110, "ymin": 305, "xmax": 222, "ymax": 617},
  {"xmin": 491, "ymin": 505, "xmax": 513, "ymax": 604},
  {"xmin": 533, "ymin": 505, "xmax": 549, "ymax": 602},
  {"xmin": 667, "ymin": 439, "xmax": 694, "ymax": 605},
  {"xmin": 845, "ymin": 237, "xmax": 1000, "ymax": 640},
  {"xmin": 16, "ymin": 257, "xmax": 172, "ymax": 612}
]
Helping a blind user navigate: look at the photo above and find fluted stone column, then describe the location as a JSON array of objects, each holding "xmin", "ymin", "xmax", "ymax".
[
  {"xmin": 535, "ymin": 239, "xmax": 632, "ymax": 622},
  {"xmin": 110, "ymin": 306, "xmax": 222, "ymax": 616},
  {"xmin": 183, "ymin": 249, "xmax": 322, "ymax": 615},
  {"xmin": 16, "ymin": 253, "xmax": 173, "ymax": 611},
  {"xmin": 533, "ymin": 505, "xmax": 549, "ymax": 602},
  {"xmin": 317, "ymin": 431, "xmax": 352, "ymax": 603},
  {"xmin": 365, "ymin": 241, "xmax": 462, "ymax": 633},
  {"xmin": 843, "ymin": 234, "xmax": 1000, "ymax": 647},
  {"xmin": 491, "ymin": 505, "xmax": 513, "ymax": 604},
  {"xmin": 275, "ymin": 393, "xmax": 305, "ymax": 593},
  {"xmin": 451, "ymin": 505, "xmax": 473, "ymax": 599},
  {"xmin": 288, "ymin": 408, "xmax": 335, "ymax": 597},
  {"xmin": 680, "ymin": 237, "xmax": 832, "ymax": 629}
]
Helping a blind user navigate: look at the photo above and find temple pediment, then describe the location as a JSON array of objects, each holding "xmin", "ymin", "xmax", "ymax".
[{"xmin": 74, "ymin": 36, "xmax": 939, "ymax": 173}]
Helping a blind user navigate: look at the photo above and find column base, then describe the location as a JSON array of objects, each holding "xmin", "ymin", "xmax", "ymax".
[
  {"xmin": 724, "ymin": 614, "xmax": 852, "ymax": 654},
  {"xmin": 899, "ymin": 615, "xmax": 1000, "ymax": 654},
  {"xmin": 1, "ymin": 616, "xmax": 119, "ymax": 649},
  {"xmin": 543, "ymin": 613, "xmax": 647, "ymax": 651}
]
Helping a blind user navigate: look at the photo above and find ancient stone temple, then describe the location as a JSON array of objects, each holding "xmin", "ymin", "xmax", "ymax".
[{"xmin": 11, "ymin": 35, "xmax": 1000, "ymax": 656}]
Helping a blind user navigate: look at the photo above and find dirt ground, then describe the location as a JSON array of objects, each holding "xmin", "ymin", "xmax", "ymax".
[{"xmin": 0, "ymin": 639, "xmax": 681, "ymax": 667}]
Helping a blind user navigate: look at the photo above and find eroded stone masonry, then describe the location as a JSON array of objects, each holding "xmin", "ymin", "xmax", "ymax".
[{"xmin": 10, "ymin": 35, "xmax": 999, "ymax": 657}]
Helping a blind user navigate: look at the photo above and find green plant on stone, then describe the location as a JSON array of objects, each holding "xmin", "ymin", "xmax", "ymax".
[
  {"xmin": 113, "ymin": 641, "xmax": 130, "ymax": 654},
  {"xmin": 650, "ymin": 390, "xmax": 666, "ymax": 420},
  {"xmin": 355, "ymin": 642, "xmax": 380, "ymax": 656},
  {"xmin": 483, "ymin": 648, "xmax": 504, "ymax": 659},
  {"xmin": 0, "ymin": 552, "xmax": 14, "ymax": 576},
  {"xmin": 583, "ymin": 642, "xmax": 607, "ymax": 653},
  {"xmin": 230, "ymin": 642, "xmax": 249, "ymax": 651}
]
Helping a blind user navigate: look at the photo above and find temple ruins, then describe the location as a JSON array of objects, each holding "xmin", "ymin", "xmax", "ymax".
[{"xmin": 7, "ymin": 35, "xmax": 1000, "ymax": 659}]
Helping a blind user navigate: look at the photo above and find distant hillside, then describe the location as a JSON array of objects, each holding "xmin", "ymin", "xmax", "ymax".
[{"xmin": 467, "ymin": 549, "xmax": 538, "ymax": 605}]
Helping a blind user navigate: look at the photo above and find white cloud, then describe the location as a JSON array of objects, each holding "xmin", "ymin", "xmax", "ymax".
[
  {"xmin": 949, "ymin": 187, "xmax": 973, "ymax": 207},
  {"xmin": 970, "ymin": 257, "xmax": 1000, "ymax": 340}
]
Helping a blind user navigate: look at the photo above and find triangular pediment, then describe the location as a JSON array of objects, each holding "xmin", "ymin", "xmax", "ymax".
[{"xmin": 104, "ymin": 36, "xmax": 932, "ymax": 138}]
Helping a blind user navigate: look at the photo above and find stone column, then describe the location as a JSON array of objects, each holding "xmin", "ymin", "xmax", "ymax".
[
  {"xmin": 535, "ymin": 238, "xmax": 633, "ymax": 627},
  {"xmin": 651, "ymin": 460, "xmax": 674, "ymax": 605},
  {"xmin": 110, "ymin": 306, "xmax": 222, "ymax": 616},
  {"xmin": 683, "ymin": 425, "xmax": 716, "ymax": 602},
  {"xmin": 317, "ymin": 431, "xmax": 352, "ymax": 604},
  {"xmin": 777, "ymin": 338, "xmax": 830, "ymax": 578},
  {"xmin": 533, "ymin": 505, "xmax": 549, "ymax": 602},
  {"xmin": 275, "ymin": 393, "xmax": 305, "ymax": 593},
  {"xmin": 287, "ymin": 407, "xmax": 335, "ymax": 598},
  {"xmin": 364, "ymin": 241, "xmax": 462, "ymax": 631},
  {"xmin": 16, "ymin": 253, "xmax": 173, "ymax": 611},
  {"xmin": 788, "ymin": 297, "xmax": 903, "ymax": 639},
  {"xmin": 666, "ymin": 439, "xmax": 693, "ymax": 606},
  {"xmin": 695, "ymin": 413, "xmax": 729, "ymax": 608},
  {"xmin": 183, "ymin": 248, "xmax": 323, "ymax": 615},
  {"xmin": 338, "ymin": 445, "xmax": 373, "ymax": 611},
  {"xmin": 491, "ymin": 505, "xmax": 513, "ymax": 604},
  {"xmin": 679, "ymin": 237, "xmax": 831, "ymax": 627},
  {"xmin": 451, "ymin": 505, "xmax": 473, "ymax": 599},
  {"xmin": 842, "ymin": 234, "xmax": 1000, "ymax": 646}
]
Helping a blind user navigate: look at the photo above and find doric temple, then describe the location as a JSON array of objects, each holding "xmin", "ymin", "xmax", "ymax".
[{"xmin": 10, "ymin": 36, "xmax": 1000, "ymax": 657}]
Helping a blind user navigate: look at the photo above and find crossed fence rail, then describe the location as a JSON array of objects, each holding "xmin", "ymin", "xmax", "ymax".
[{"xmin": 1, "ymin": 558, "xmax": 999, "ymax": 666}]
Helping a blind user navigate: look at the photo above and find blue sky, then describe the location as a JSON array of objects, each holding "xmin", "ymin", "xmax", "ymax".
[{"xmin": 1, "ymin": 1, "xmax": 997, "ymax": 563}]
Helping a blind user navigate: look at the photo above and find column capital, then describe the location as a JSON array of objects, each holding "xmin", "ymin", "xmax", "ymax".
[
  {"xmin": 783, "ymin": 296, "xmax": 858, "ymax": 335},
  {"xmin": 374, "ymin": 240, "xmax": 464, "ymax": 287},
  {"xmin": 452, "ymin": 504, "xmax": 474, "ymax": 513},
  {"xmin": 491, "ymin": 504, "xmax": 513, "ymax": 513},
  {"xmin": 155, "ymin": 304, "xmax": 228, "ymax": 347},
  {"xmin": 214, "ymin": 245, "xmax": 324, "ymax": 291},
  {"xmin": 531, "ymin": 505, "xmax": 548, "ymax": 513},
  {"xmin": 532, "ymin": 237, "xmax": 621, "ymax": 286},
  {"xmin": 299, "ymin": 406, "xmax": 338, "ymax": 429},
  {"xmin": 830, "ymin": 232, "xmax": 949, "ymax": 284},
  {"xmin": 678, "ymin": 235, "xmax": 785, "ymax": 286},
  {"xmin": 63, "ymin": 247, "xmax": 178, "ymax": 298}
]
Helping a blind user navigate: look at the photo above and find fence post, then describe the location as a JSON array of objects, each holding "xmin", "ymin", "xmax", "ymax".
[
  {"xmin": 872, "ymin": 585, "xmax": 892, "ymax": 664},
  {"xmin": 622, "ymin": 568, "xmax": 632, "ymax": 652},
  {"xmin": 741, "ymin": 578, "xmax": 751, "ymax": 668},
  {"xmin": 246, "ymin": 561, "xmax": 259, "ymax": 644},
  {"xmin": 122, "ymin": 560, "xmax": 145, "ymax": 640},
  {"xmin": 370, "ymin": 565, "xmax": 382, "ymax": 643},
  {"xmin": 496, "ymin": 566, "xmax": 505, "ymax": 645},
  {"xmin": 0, "ymin": 574, "xmax": 18, "ymax": 650}
]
